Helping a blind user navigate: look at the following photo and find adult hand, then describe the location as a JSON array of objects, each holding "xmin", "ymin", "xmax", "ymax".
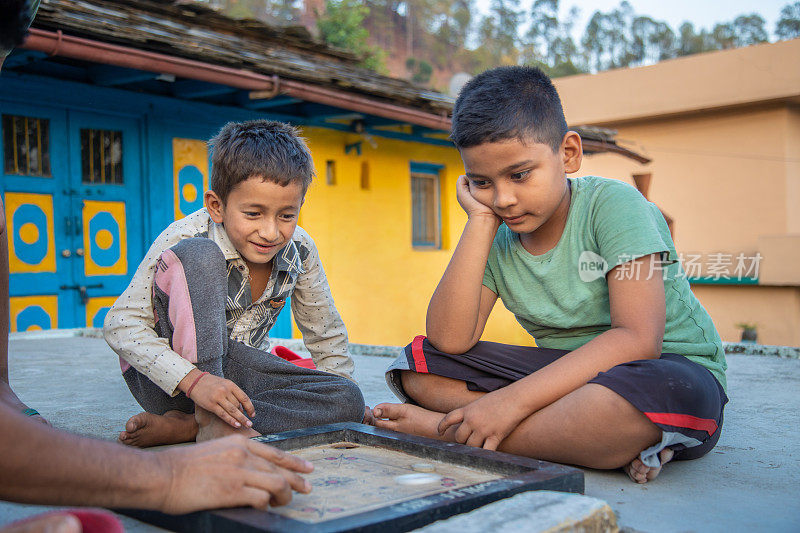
[
  {"xmin": 158, "ymin": 435, "xmax": 313, "ymax": 514},
  {"xmin": 181, "ymin": 370, "xmax": 255, "ymax": 429},
  {"xmin": 437, "ymin": 388, "xmax": 528, "ymax": 451},
  {"xmin": 456, "ymin": 175, "xmax": 499, "ymax": 222}
]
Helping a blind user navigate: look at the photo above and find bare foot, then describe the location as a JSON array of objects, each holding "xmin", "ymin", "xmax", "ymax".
[
  {"xmin": 195, "ymin": 406, "xmax": 259, "ymax": 442},
  {"xmin": 625, "ymin": 448, "xmax": 675, "ymax": 483},
  {"xmin": 118, "ymin": 410, "xmax": 198, "ymax": 447},
  {"xmin": 1, "ymin": 512, "xmax": 81, "ymax": 533},
  {"xmin": 372, "ymin": 403, "xmax": 445, "ymax": 440},
  {"xmin": 0, "ymin": 381, "xmax": 49, "ymax": 426}
]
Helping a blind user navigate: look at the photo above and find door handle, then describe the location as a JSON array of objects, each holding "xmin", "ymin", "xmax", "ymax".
[{"xmin": 60, "ymin": 283, "xmax": 104, "ymax": 305}]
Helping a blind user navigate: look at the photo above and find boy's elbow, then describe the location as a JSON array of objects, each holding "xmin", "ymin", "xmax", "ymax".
[
  {"xmin": 424, "ymin": 335, "xmax": 470, "ymax": 356},
  {"xmin": 615, "ymin": 326, "xmax": 662, "ymax": 358},
  {"xmin": 102, "ymin": 309, "xmax": 123, "ymax": 348}
]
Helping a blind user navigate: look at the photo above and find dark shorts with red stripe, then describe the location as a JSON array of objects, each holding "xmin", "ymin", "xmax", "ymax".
[{"xmin": 385, "ymin": 336, "xmax": 728, "ymax": 467}]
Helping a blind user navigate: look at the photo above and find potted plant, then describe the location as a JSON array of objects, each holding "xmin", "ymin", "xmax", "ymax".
[{"xmin": 736, "ymin": 322, "xmax": 758, "ymax": 343}]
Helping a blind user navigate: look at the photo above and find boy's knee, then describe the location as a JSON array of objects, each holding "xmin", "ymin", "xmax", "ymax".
[
  {"xmin": 400, "ymin": 371, "xmax": 448, "ymax": 403},
  {"xmin": 330, "ymin": 377, "xmax": 366, "ymax": 422},
  {"xmin": 168, "ymin": 238, "xmax": 225, "ymax": 271},
  {"xmin": 400, "ymin": 370, "xmax": 425, "ymax": 402}
]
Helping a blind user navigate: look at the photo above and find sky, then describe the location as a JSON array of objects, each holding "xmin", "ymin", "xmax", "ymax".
[{"xmin": 475, "ymin": 0, "xmax": 791, "ymax": 40}]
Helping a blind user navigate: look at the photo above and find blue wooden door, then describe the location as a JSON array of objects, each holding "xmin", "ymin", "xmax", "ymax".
[
  {"xmin": 63, "ymin": 111, "xmax": 143, "ymax": 328},
  {"xmin": 2, "ymin": 103, "xmax": 69, "ymax": 331},
  {"xmin": 2, "ymin": 106, "xmax": 143, "ymax": 331}
]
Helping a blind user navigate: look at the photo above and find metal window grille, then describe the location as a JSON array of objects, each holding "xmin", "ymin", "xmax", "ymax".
[
  {"xmin": 80, "ymin": 129, "xmax": 123, "ymax": 184},
  {"xmin": 2, "ymin": 114, "xmax": 51, "ymax": 177},
  {"xmin": 411, "ymin": 172, "xmax": 440, "ymax": 248}
]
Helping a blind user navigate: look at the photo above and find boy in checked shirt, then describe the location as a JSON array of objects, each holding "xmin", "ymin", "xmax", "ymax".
[{"xmin": 105, "ymin": 120, "xmax": 365, "ymax": 446}]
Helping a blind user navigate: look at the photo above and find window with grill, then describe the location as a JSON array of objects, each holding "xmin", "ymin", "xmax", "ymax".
[
  {"xmin": 2, "ymin": 114, "xmax": 51, "ymax": 177},
  {"xmin": 80, "ymin": 129, "xmax": 123, "ymax": 184},
  {"xmin": 411, "ymin": 171, "xmax": 441, "ymax": 249}
]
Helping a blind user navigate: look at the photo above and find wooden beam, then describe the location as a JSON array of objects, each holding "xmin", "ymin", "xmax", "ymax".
[
  {"xmin": 171, "ymin": 80, "xmax": 235, "ymax": 99},
  {"xmin": 88, "ymin": 64, "xmax": 158, "ymax": 86}
]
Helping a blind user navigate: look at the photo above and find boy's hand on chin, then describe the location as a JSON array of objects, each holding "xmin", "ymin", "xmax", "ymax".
[
  {"xmin": 187, "ymin": 373, "xmax": 256, "ymax": 429},
  {"xmin": 456, "ymin": 175, "xmax": 499, "ymax": 223},
  {"xmin": 436, "ymin": 388, "xmax": 526, "ymax": 451}
]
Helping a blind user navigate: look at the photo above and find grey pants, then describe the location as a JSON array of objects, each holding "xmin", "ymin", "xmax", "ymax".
[{"xmin": 122, "ymin": 238, "xmax": 365, "ymax": 433}]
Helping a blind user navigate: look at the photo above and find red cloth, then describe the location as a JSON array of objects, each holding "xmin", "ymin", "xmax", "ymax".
[
  {"xmin": 271, "ymin": 345, "xmax": 316, "ymax": 369},
  {"xmin": 5, "ymin": 509, "xmax": 125, "ymax": 533}
]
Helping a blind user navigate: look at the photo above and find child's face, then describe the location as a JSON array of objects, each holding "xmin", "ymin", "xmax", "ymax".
[
  {"xmin": 459, "ymin": 133, "xmax": 582, "ymax": 235},
  {"xmin": 205, "ymin": 176, "xmax": 304, "ymax": 270}
]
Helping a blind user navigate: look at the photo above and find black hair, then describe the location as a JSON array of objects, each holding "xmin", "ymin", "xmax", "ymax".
[
  {"xmin": 450, "ymin": 66, "xmax": 568, "ymax": 153},
  {"xmin": 0, "ymin": 0, "xmax": 36, "ymax": 51},
  {"xmin": 208, "ymin": 119, "xmax": 314, "ymax": 203}
]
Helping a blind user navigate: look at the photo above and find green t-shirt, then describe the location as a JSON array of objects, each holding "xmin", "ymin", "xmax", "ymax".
[{"xmin": 482, "ymin": 176, "xmax": 727, "ymax": 392}]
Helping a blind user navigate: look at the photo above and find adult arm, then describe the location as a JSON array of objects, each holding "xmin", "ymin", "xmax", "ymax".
[
  {"xmin": 0, "ymin": 405, "xmax": 313, "ymax": 513},
  {"xmin": 0, "ymin": 199, "xmax": 9, "ymax": 384},
  {"xmin": 426, "ymin": 176, "xmax": 499, "ymax": 354},
  {"xmin": 0, "ymin": 199, "xmax": 46, "ymax": 424}
]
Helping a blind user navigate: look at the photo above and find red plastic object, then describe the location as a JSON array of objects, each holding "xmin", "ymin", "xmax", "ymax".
[
  {"xmin": 271, "ymin": 345, "xmax": 316, "ymax": 369},
  {"xmin": 6, "ymin": 509, "xmax": 125, "ymax": 533}
]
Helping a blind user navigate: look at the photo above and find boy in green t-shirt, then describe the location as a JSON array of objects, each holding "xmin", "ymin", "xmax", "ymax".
[{"xmin": 375, "ymin": 66, "xmax": 728, "ymax": 484}]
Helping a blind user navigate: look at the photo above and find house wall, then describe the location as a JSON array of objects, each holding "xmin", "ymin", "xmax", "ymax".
[{"xmin": 692, "ymin": 285, "xmax": 800, "ymax": 347}]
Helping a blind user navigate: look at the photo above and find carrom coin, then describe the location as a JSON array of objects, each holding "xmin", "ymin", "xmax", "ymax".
[
  {"xmin": 394, "ymin": 473, "xmax": 442, "ymax": 485},
  {"xmin": 412, "ymin": 463, "xmax": 435, "ymax": 473}
]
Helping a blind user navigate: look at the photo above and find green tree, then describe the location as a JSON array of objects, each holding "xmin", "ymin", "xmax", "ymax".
[
  {"xmin": 630, "ymin": 16, "xmax": 675, "ymax": 64},
  {"xmin": 475, "ymin": 0, "xmax": 523, "ymax": 67},
  {"xmin": 581, "ymin": 2, "xmax": 637, "ymax": 71},
  {"xmin": 524, "ymin": 0, "xmax": 559, "ymax": 64},
  {"xmin": 677, "ymin": 22, "xmax": 707, "ymax": 56},
  {"xmin": 318, "ymin": 0, "xmax": 387, "ymax": 71},
  {"xmin": 522, "ymin": 1, "xmax": 584, "ymax": 76},
  {"xmin": 731, "ymin": 14, "xmax": 768, "ymax": 46},
  {"xmin": 709, "ymin": 14, "xmax": 766, "ymax": 50},
  {"xmin": 405, "ymin": 57, "xmax": 433, "ymax": 83},
  {"xmin": 776, "ymin": 2, "xmax": 800, "ymax": 39}
]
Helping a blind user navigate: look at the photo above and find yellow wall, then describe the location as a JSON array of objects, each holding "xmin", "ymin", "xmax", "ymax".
[{"xmin": 297, "ymin": 127, "xmax": 533, "ymax": 347}]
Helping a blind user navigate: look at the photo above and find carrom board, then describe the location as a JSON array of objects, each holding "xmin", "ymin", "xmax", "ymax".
[{"xmin": 118, "ymin": 422, "xmax": 583, "ymax": 533}]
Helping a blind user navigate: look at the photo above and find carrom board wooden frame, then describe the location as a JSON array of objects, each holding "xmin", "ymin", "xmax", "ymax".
[{"xmin": 118, "ymin": 422, "xmax": 584, "ymax": 533}]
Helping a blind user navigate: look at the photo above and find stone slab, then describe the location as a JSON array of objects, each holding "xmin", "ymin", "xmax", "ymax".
[{"xmin": 415, "ymin": 491, "xmax": 617, "ymax": 533}]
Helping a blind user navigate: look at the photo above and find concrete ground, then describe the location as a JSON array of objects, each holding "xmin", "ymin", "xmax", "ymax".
[{"xmin": 1, "ymin": 333, "xmax": 799, "ymax": 532}]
